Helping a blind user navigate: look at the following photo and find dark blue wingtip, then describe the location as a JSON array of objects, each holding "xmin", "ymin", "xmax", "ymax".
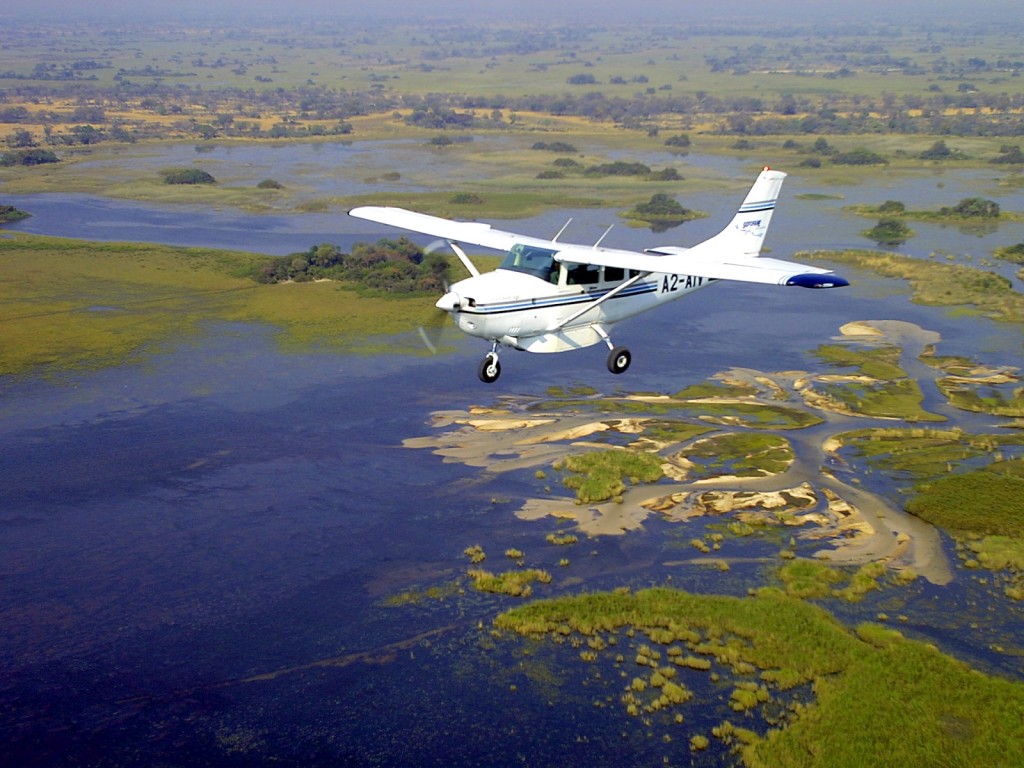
[{"xmin": 786, "ymin": 273, "xmax": 850, "ymax": 289}]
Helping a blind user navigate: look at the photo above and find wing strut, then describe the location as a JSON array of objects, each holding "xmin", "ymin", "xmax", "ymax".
[
  {"xmin": 546, "ymin": 272, "xmax": 650, "ymax": 332},
  {"xmin": 448, "ymin": 241, "xmax": 480, "ymax": 278}
]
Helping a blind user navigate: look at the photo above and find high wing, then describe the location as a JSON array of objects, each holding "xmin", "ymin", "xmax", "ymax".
[{"xmin": 349, "ymin": 168, "xmax": 848, "ymax": 290}]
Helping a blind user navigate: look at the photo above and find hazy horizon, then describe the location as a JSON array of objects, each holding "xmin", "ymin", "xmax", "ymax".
[{"xmin": 8, "ymin": 0, "xmax": 1022, "ymax": 24}]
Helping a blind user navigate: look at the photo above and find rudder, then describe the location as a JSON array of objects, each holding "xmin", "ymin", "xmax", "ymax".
[{"xmin": 708, "ymin": 167, "xmax": 786, "ymax": 257}]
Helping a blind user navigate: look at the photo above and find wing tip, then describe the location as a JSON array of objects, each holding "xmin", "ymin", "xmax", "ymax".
[{"xmin": 786, "ymin": 273, "xmax": 850, "ymax": 289}]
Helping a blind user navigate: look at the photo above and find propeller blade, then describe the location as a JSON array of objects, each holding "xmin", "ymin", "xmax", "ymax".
[{"xmin": 417, "ymin": 325, "xmax": 439, "ymax": 354}]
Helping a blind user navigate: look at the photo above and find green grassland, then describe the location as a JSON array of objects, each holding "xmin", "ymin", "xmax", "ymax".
[
  {"xmin": 0, "ymin": 233, "xmax": 444, "ymax": 376},
  {"xmin": 837, "ymin": 428, "xmax": 1021, "ymax": 481},
  {"xmin": 558, "ymin": 449, "xmax": 665, "ymax": 504},
  {"xmin": 837, "ymin": 427, "xmax": 1024, "ymax": 595}
]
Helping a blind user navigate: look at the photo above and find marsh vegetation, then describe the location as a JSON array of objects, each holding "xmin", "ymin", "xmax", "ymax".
[
  {"xmin": 495, "ymin": 587, "xmax": 1024, "ymax": 767},
  {"xmin": 803, "ymin": 250, "xmax": 1024, "ymax": 325}
]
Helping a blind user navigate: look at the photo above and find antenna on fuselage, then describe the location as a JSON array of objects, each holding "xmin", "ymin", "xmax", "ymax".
[
  {"xmin": 552, "ymin": 218, "xmax": 573, "ymax": 243},
  {"xmin": 593, "ymin": 224, "xmax": 614, "ymax": 249}
]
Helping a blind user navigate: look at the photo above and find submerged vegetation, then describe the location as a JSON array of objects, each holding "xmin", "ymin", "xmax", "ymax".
[
  {"xmin": 0, "ymin": 204, "xmax": 29, "ymax": 223},
  {"xmin": 467, "ymin": 567, "xmax": 552, "ymax": 597},
  {"xmin": 496, "ymin": 587, "xmax": 1024, "ymax": 767},
  {"xmin": 808, "ymin": 342, "xmax": 943, "ymax": 421}
]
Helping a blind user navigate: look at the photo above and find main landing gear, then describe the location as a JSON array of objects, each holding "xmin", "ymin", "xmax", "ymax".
[
  {"xmin": 606, "ymin": 346, "xmax": 631, "ymax": 375},
  {"xmin": 477, "ymin": 338, "xmax": 632, "ymax": 383},
  {"xmin": 597, "ymin": 326, "xmax": 631, "ymax": 375}
]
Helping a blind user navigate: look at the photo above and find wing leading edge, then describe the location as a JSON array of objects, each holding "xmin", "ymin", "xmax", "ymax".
[{"xmin": 347, "ymin": 206, "xmax": 557, "ymax": 252}]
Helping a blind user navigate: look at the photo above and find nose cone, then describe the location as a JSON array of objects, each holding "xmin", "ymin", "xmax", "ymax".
[{"xmin": 435, "ymin": 291, "xmax": 462, "ymax": 312}]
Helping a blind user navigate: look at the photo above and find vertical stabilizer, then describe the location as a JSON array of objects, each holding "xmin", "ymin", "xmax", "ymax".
[{"xmin": 705, "ymin": 167, "xmax": 786, "ymax": 257}]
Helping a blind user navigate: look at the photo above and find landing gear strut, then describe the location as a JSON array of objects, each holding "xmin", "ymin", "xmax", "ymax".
[
  {"xmin": 595, "ymin": 326, "xmax": 631, "ymax": 375},
  {"xmin": 606, "ymin": 346, "xmax": 631, "ymax": 375},
  {"xmin": 478, "ymin": 345, "xmax": 501, "ymax": 383}
]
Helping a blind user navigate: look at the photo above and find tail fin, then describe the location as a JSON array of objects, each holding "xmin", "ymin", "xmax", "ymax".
[{"xmin": 705, "ymin": 167, "xmax": 786, "ymax": 258}]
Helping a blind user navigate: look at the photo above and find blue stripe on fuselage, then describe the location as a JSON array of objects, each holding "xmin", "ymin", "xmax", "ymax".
[{"xmin": 460, "ymin": 282, "xmax": 658, "ymax": 316}]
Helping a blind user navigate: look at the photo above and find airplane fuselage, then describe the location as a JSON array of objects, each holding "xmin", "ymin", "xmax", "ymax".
[{"xmin": 440, "ymin": 245, "xmax": 714, "ymax": 353}]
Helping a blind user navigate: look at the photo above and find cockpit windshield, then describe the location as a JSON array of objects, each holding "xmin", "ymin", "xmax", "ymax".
[{"xmin": 499, "ymin": 244, "xmax": 559, "ymax": 283}]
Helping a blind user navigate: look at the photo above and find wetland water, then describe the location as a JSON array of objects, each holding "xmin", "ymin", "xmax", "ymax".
[{"xmin": 2, "ymin": 145, "xmax": 1024, "ymax": 765}]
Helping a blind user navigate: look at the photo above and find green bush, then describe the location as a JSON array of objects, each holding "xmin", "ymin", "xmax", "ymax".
[
  {"xmin": 161, "ymin": 168, "xmax": 216, "ymax": 185},
  {"xmin": 1, "ymin": 148, "xmax": 59, "ymax": 166}
]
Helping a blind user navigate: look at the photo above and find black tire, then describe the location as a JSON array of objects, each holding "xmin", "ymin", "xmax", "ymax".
[
  {"xmin": 478, "ymin": 354, "xmax": 501, "ymax": 383},
  {"xmin": 607, "ymin": 346, "xmax": 631, "ymax": 374}
]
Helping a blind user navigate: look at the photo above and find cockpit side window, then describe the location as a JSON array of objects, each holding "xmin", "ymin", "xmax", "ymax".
[
  {"xmin": 565, "ymin": 263, "xmax": 600, "ymax": 285},
  {"xmin": 500, "ymin": 244, "xmax": 559, "ymax": 283}
]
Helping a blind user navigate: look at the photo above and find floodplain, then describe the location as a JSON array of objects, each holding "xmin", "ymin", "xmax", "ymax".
[{"xmin": 3, "ymin": 6, "xmax": 1024, "ymax": 767}]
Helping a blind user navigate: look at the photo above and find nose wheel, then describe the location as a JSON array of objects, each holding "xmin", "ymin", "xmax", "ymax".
[
  {"xmin": 606, "ymin": 346, "xmax": 631, "ymax": 375},
  {"xmin": 478, "ymin": 351, "xmax": 501, "ymax": 383}
]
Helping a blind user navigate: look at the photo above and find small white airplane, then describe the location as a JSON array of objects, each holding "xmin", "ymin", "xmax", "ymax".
[{"xmin": 349, "ymin": 167, "xmax": 847, "ymax": 383}]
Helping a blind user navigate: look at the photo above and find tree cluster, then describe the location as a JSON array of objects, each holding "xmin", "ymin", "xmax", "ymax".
[
  {"xmin": 630, "ymin": 193, "xmax": 691, "ymax": 218},
  {"xmin": 531, "ymin": 141, "xmax": 578, "ymax": 153},
  {"xmin": 0, "ymin": 148, "xmax": 59, "ymax": 166},
  {"xmin": 10, "ymin": 73, "xmax": 1024, "ymax": 146},
  {"xmin": 831, "ymin": 147, "xmax": 889, "ymax": 165},
  {"xmin": 919, "ymin": 140, "xmax": 966, "ymax": 161},
  {"xmin": 161, "ymin": 168, "xmax": 216, "ymax": 185},
  {"xmin": 0, "ymin": 205, "xmax": 31, "ymax": 223},
  {"xmin": 940, "ymin": 197, "xmax": 1000, "ymax": 219},
  {"xmin": 864, "ymin": 218, "xmax": 913, "ymax": 245},
  {"xmin": 255, "ymin": 237, "xmax": 451, "ymax": 294},
  {"xmin": 991, "ymin": 145, "xmax": 1024, "ymax": 164}
]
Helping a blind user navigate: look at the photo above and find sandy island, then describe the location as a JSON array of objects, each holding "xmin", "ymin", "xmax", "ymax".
[{"xmin": 406, "ymin": 321, "xmax": 956, "ymax": 585}]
